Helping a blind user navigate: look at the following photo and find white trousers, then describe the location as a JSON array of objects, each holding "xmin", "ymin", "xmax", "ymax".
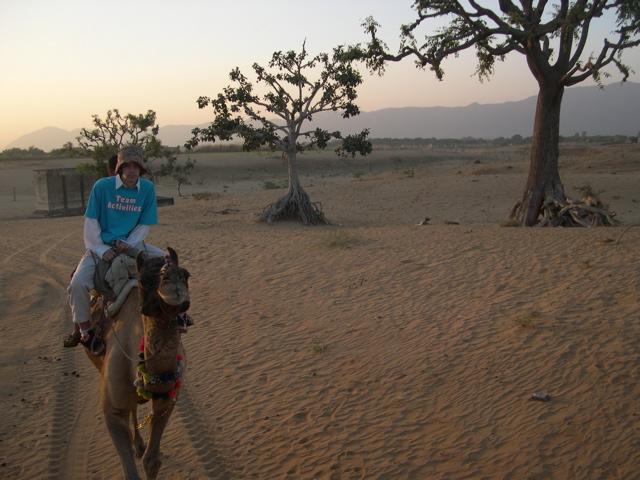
[{"xmin": 67, "ymin": 243, "xmax": 166, "ymax": 324}]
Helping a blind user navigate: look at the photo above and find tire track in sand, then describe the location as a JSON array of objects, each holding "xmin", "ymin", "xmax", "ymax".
[
  {"xmin": 173, "ymin": 384, "xmax": 238, "ymax": 479},
  {"xmin": 0, "ymin": 226, "xmax": 100, "ymax": 479}
]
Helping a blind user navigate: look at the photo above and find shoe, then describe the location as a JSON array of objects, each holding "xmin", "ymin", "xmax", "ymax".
[
  {"xmin": 176, "ymin": 314, "xmax": 190, "ymax": 334},
  {"xmin": 79, "ymin": 328, "xmax": 105, "ymax": 357},
  {"xmin": 63, "ymin": 329, "xmax": 81, "ymax": 348}
]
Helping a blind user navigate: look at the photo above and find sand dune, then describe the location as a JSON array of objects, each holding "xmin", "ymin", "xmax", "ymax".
[{"xmin": 0, "ymin": 145, "xmax": 639, "ymax": 479}]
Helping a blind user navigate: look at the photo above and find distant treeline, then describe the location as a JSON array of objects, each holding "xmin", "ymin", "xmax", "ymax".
[
  {"xmin": 364, "ymin": 133, "xmax": 639, "ymax": 149},
  {"xmin": 0, "ymin": 145, "xmax": 76, "ymax": 160},
  {"xmin": 0, "ymin": 143, "xmax": 246, "ymax": 160},
  {"xmin": 2, "ymin": 133, "xmax": 638, "ymax": 160}
]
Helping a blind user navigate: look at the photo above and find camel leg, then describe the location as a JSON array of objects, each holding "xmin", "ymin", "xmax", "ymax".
[
  {"xmin": 101, "ymin": 358, "xmax": 143, "ymax": 480},
  {"xmin": 103, "ymin": 406, "xmax": 142, "ymax": 480},
  {"xmin": 142, "ymin": 399, "xmax": 175, "ymax": 480},
  {"xmin": 131, "ymin": 409, "xmax": 147, "ymax": 458}
]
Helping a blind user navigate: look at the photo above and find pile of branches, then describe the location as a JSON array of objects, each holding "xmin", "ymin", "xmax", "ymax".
[{"xmin": 536, "ymin": 196, "xmax": 617, "ymax": 227}]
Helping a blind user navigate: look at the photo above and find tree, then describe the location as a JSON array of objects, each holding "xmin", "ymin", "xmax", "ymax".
[
  {"xmin": 351, "ymin": 0, "xmax": 640, "ymax": 226},
  {"xmin": 73, "ymin": 109, "xmax": 193, "ymax": 188},
  {"xmin": 187, "ymin": 43, "xmax": 372, "ymax": 224},
  {"xmin": 158, "ymin": 155, "xmax": 197, "ymax": 197}
]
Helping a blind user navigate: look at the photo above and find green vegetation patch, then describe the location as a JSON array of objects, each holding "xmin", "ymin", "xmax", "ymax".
[
  {"xmin": 316, "ymin": 230, "xmax": 359, "ymax": 249},
  {"xmin": 513, "ymin": 310, "xmax": 541, "ymax": 328},
  {"xmin": 312, "ymin": 340, "xmax": 330, "ymax": 354}
]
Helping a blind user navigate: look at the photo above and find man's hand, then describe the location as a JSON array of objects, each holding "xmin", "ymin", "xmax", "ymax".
[
  {"xmin": 102, "ymin": 249, "xmax": 117, "ymax": 262},
  {"xmin": 115, "ymin": 239, "xmax": 132, "ymax": 253}
]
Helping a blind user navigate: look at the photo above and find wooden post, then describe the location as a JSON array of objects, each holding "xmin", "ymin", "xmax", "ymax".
[{"xmin": 62, "ymin": 174, "xmax": 68, "ymax": 209}]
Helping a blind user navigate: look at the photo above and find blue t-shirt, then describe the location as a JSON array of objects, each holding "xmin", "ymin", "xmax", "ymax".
[{"xmin": 85, "ymin": 176, "xmax": 158, "ymax": 244}]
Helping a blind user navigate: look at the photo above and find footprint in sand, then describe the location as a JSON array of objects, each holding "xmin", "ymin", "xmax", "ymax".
[{"xmin": 329, "ymin": 450, "xmax": 365, "ymax": 479}]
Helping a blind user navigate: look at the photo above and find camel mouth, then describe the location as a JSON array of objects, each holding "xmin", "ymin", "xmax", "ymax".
[{"xmin": 159, "ymin": 288, "xmax": 189, "ymax": 307}]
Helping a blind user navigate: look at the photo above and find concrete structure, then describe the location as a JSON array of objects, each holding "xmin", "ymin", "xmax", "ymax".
[{"xmin": 33, "ymin": 168, "xmax": 95, "ymax": 217}]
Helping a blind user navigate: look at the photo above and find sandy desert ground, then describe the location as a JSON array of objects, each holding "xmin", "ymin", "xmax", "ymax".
[{"xmin": 0, "ymin": 144, "xmax": 639, "ymax": 479}]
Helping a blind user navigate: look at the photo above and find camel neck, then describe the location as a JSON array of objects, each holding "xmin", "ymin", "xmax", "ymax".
[{"xmin": 142, "ymin": 316, "xmax": 181, "ymax": 375}]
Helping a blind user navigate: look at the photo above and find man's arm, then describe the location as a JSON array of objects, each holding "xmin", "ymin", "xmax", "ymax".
[
  {"xmin": 84, "ymin": 217, "xmax": 113, "ymax": 260},
  {"xmin": 124, "ymin": 224, "xmax": 150, "ymax": 249}
]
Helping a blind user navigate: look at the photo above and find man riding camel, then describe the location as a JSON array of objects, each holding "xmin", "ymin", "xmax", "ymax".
[{"xmin": 64, "ymin": 145, "xmax": 192, "ymax": 355}]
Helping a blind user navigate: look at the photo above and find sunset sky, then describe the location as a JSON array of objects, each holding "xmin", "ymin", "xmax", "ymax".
[{"xmin": 1, "ymin": 0, "xmax": 638, "ymax": 150}]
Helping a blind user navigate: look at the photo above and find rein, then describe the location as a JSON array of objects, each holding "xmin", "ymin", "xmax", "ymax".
[
  {"xmin": 108, "ymin": 310, "xmax": 145, "ymax": 362},
  {"xmin": 108, "ymin": 308, "xmax": 177, "ymax": 363}
]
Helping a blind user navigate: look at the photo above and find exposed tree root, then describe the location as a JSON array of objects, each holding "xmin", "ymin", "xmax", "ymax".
[
  {"xmin": 260, "ymin": 188, "xmax": 329, "ymax": 225},
  {"xmin": 532, "ymin": 195, "xmax": 617, "ymax": 227}
]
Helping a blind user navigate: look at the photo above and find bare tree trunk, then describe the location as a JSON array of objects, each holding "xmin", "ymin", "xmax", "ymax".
[
  {"xmin": 510, "ymin": 83, "xmax": 566, "ymax": 226},
  {"xmin": 261, "ymin": 151, "xmax": 328, "ymax": 224}
]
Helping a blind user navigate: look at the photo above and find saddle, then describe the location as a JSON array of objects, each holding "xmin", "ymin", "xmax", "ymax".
[{"xmin": 93, "ymin": 251, "xmax": 142, "ymax": 317}]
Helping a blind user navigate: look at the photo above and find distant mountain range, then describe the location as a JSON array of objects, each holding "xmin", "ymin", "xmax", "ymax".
[{"xmin": 5, "ymin": 82, "xmax": 639, "ymax": 151}]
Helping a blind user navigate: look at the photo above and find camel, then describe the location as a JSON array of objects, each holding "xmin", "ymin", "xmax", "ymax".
[{"xmin": 84, "ymin": 247, "xmax": 190, "ymax": 480}]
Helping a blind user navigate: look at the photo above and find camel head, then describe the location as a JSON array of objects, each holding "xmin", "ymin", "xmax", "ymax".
[{"xmin": 136, "ymin": 247, "xmax": 191, "ymax": 317}]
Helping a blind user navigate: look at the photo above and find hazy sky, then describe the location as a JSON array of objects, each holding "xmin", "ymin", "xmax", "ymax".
[{"xmin": 1, "ymin": 0, "xmax": 638, "ymax": 149}]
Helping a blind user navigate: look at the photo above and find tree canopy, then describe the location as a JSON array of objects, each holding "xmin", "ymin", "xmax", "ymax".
[
  {"xmin": 72, "ymin": 109, "xmax": 194, "ymax": 186},
  {"xmin": 355, "ymin": 0, "xmax": 640, "ymax": 86},
  {"xmin": 188, "ymin": 43, "xmax": 372, "ymax": 224}
]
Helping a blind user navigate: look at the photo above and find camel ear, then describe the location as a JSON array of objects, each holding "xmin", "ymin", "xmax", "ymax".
[
  {"xmin": 167, "ymin": 247, "xmax": 178, "ymax": 266},
  {"xmin": 136, "ymin": 250, "xmax": 147, "ymax": 274}
]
